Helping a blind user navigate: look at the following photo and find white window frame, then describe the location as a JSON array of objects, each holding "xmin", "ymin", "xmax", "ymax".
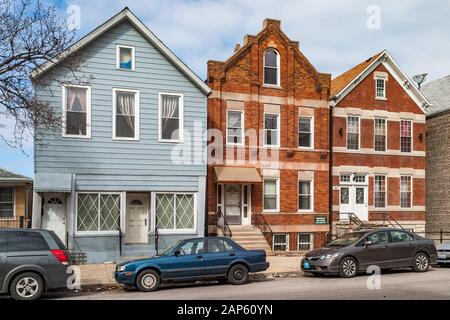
[
  {"xmin": 263, "ymin": 178, "xmax": 280, "ymax": 213},
  {"xmin": 263, "ymin": 112, "xmax": 280, "ymax": 147},
  {"xmin": 116, "ymin": 45, "xmax": 135, "ymax": 71},
  {"xmin": 298, "ymin": 116, "xmax": 314, "ymax": 149},
  {"xmin": 61, "ymin": 84, "xmax": 91, "ymax": 139},
  {"xmin": 226, "ymin": 110, "xmax": 244, "ymax": 146},
  {"xmin": 0, "ymin": 187, "xmax": 15, "ymax": 220},
  {"xmin": 75, "ymin": 192, "xmax": 122, "ymax": 236},
  {"xmin": 158, "ymin": 92, "xmax": 184, "ymax": 143},
  {"xmin": 374, "ymin": 118, "xmax": 387, "ymax": 152},
  {"xmin": 298, "ymin": 179, "xmax": 314, "ymax": 212},
  {"xmin": 375, "ymin": 77, "xmax": 386, "ymax": 100},
  {"xmin": 112, "ymin": 88, "xmax": 140, "ymax": 141},
  {"xmin": 153, "ymin": 192, "xmax": 197, "ymax": 234},
  {"xmin": 346, "ymin": 115, "xmax": 360, "ymax": 151},
  {"xmin": 273, "ymin": 233, "xmax": 289, "ymax": 251},
  {"xmin": 297, "ymin": 233, "xmax": 313, "ymax": 251},
  {"xmin": 400, "ymin": 176, "xmax": 413, "ymax": 208},
  {"xmin": 374, "ymin": 175, "xmax": 387, "ymax": 209},
  {"xmin": 400, "ymin": 119, "xmax": 413, "ymax": 153},
  {"xmin": 263, "ymin": 48, "xmax": 280, "ymax": 87}
]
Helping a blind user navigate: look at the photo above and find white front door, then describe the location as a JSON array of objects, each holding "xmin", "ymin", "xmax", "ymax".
[
  {"xmin": 225, "ymin": 185, "xmax": 241, "ymax": 225},
  {"xmin": 353, "ymin": 186, "xmax": 368, "ymax": 221},
  {"xmin": 125, "ymin": 194, "xmax": 148, "ymax": 244},
  {"xmin": 43, "ymin": 194, "xmax": 66, "ymax": 244},
  {"xmin": 339, "ymin": 174, "xmax": 368, "ymax": 221}
]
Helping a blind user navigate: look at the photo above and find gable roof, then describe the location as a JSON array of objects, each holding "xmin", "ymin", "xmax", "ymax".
[
  {"xmin": 421, "ymin": 75, "xmax": 450, "ymax": 117},
  {"xmin": 0, "ymin": 168, "xmax": 32, "ymax": 182},
  {"xmin": 30, "ymin": 7, "xmax": 211, "ymax": 95},
  {"xmin": 330, "ymin": 50, "xmax": 431, "ymax": 113}
]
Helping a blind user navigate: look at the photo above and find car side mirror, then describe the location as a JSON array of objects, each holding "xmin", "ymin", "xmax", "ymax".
[
  {"xmin": 174, "ymin": 249, "xmax": 181, "ymax": 257},
  {"xmin": 363, "ymin": 240, "xmax": 373, "ymax": 247}
]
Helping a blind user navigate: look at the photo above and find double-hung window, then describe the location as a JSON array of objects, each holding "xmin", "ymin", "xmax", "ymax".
[
  {"xmin": 273, "ymin": 234, "xmax": 288, "ymax": 251},
  {"xmin": 375, "ymin": 77, "xmax": 386, "ymax": 99},
  {"xmin": 298, "ymin": 180, "xmax": 313, "ymax": 211},
  {"xmin": 227, "ymin": 110, "xmax": 244, "ymax": 145},
  {"xmin": 159, "ymin": 93, "xmax": 183, "ymax": 142},
  {"xmin": 264, "ymin": 113, "xmax": 279, "ymax": 147},
  {"xmin": 374, "ymin": 118, "xmax": 386, "ymax": 151},
  {"xmin": 116, "ymin": 45, "xmax": 135, "ymax": 70},
  {"xmin": 298, "ymin": 233, "xmax": 313, "ymax": 251},
  {"xmin": 400, "ymin": 176, "xmax": 412, "ymax": 208},
  {"xmin": 347, "ymin": 116, "xmax": 360, "ymax": 150},
  {"xmin": 263, "ymin": 178, "xmax": 279, "ymax": 212},
  {"xmin": 76, "ymin": 193, "xmax": 121, "ymax": 232},
  {"xmin": 400, "ymin": 120, "xmax": 412, "ymax": 153},
  {"xmin": 374, "ymin": 175, "xmax": 386, "ymax": 208},
  {"xmin": 298, "ymin": 116, "xmax": 313, "ymax": 148},
  {"xmin": 263, "ymin": 48, "xmax": 280, "ymax": 86},
  {"xmin": 62, "ymin": 85, "xmax": 91, "ymax": 138},
  {"xmin": 0, "ymin": 187, "xmax": 14, "ymax": 218},
  {"xmin": 113, "ymin": 89, "xmax": 139, "ymax": 140},
  {"xmin": 155, "ymin": 193, "xmax": 196, "ymax": 233}
]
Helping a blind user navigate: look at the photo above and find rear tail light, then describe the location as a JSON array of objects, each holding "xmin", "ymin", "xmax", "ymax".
[{"xmin": 51, "ymin": 249, "xmax": 69, "ymax": 265}]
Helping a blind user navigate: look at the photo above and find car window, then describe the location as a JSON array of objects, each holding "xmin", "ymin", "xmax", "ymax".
[
  {"xmin": 223, "ymin": 239, "xmax": 235, "ymax": 252},
  {"xmin": 366, "ymin": 231, "xmax": 389, "ymax": 245},
  {"xmin": 179, "ymin": 239, "xmax": 204, "ymax": 255},
  {"xmin": 390, "ymin": 230, "xmax": 413, "ymax": 243},
  {"xmin": 0, "ymin": 232, "xmax": 6, "ymax": 253},
  {"xmin": 207, "ymin": 238, "xmax": 225, "ymax": 253},
  {"xmin": 328, "ymin": 232, "xmax": 366, "ymax": 246},
  {"xmin": 7, "ymin": 231, "xmax": 49, "ymax": 252}
]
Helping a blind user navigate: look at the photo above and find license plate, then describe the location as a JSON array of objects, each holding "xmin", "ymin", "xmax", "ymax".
[
  {"xmin": 438, "ymin": 254, "xmax": 446, "ymax": 260},
  {"xmin": 303, "ymin": 261, "xmax": 311, "ymax": 269}
]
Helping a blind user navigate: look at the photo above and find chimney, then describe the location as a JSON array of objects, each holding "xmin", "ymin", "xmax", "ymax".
[
  {"xmin": 263, "ymin": 18, "xmax": 281, "ymax": 29},
  {"xmin": 234, "ymin": 43, "xmax": 241, "ymax": 52}
]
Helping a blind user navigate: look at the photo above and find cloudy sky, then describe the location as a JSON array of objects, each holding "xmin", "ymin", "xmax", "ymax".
[{"xmin": 1, "ymin": 0, "xmax": 449, "ymax": 177}]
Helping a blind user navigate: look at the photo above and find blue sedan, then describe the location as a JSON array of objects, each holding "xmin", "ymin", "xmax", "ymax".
[{"xmin": 115, "ymin": 237, "xmax": 269, "ymax": 292}]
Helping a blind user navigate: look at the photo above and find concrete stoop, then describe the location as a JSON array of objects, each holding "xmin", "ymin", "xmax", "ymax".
[{"xmin": 229, "ymin": 225, "xmax": 273, "ymax": 254}]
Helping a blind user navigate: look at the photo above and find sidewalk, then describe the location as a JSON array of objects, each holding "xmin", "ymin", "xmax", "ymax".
[{"xmin": 77, "ymin": 255, "xmax": 303, "ymax": 287}]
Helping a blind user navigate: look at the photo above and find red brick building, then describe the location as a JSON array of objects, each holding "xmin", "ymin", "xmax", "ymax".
[
  {"xmin": 330, "ymin": 50, "xmax": 431, "ymax": 235},
  {"xmin": 206, "ymin": 19, "xmax": 331, "ymax": 252}
]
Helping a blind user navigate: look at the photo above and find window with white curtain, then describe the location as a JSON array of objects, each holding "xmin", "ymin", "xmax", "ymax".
[
  {"xmin": 264, "ymin": 48, "xmax": 279, "ymax": 86},
  {"xmin": 159, "ymin": 93, "xmax": 183, "ymax": 142},
  {"xmin": 113, "ymin": 89, "xmax": 139, "ymax": 140},
  {"xmin": 347, "ymin": 116, "xmax": 360, "ymax": 150},
  {"xmin": 263, "ymin": 178, "xmax": 279, "ymax": 211},
  {"xmin": 374, "ymin": 118, "xmax": 387, "ymax": 151},
  {"xmin": 298, "ymin": 180, "xmax": 313, "ymax": 211},
  {"xmin": 227, "ymin": 110, "xmax": 244, "ymax": 145},
  {"xmin": 400, "ymin": 176, "xmax": 412, "ymax": 208},
  {"xmin": 63, "ymin": 85, "xmax": 90, "ymax": 137}
]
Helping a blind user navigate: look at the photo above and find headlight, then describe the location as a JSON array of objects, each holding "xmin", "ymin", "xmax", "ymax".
[
  {"xmin": 117, "ymin": 265, "xmax": 126, "ymax": 272},
  {"xmin": 320, "ymin": 253, "xmax": 339, "ymax": 260}
]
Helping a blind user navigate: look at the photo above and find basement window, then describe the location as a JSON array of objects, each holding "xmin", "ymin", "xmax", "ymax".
[{"xmin": 273, "ymin": 234, "xmax": 288, "ymax": 251}]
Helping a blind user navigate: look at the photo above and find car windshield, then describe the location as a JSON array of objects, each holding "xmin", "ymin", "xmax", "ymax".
[{"xmin": 327, "ymin": 232, "xmax": 366, "ymax": 247}]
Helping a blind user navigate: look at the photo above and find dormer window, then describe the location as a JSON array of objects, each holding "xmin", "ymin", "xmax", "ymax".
[
  {"xmin": 117, "ymin": 45, "xmax": 135, "ymax": 70},
  {"xmin": 263, "ymin": 48, "xmax": 280, "ymax": 86}
]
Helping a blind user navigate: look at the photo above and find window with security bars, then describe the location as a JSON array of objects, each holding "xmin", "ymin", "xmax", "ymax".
[
  {"xmin": 375, "ymin": 78, "xmax": 386, "ymax": 99},
  {"xmin": 374, "ymin": 175, "xmax": 386, "ymax": 208},
  {"xmin": 298, "ymin": 233, "xmax": 313, "ymax": 251},
  {"xmin": 155, "ymin": 193, "xmax": 195, "ymax": 231},
  {"xmin": 347, "ymin": 116, "xmax": 360, "ymax": 150},
  {"xmin": 374, "ymin": 118, "xmax": 386, "ymax": 151},
  {"xmin": 298, "ymin": 116, "xmax": 312, "ymax": 148},
  {"xmin": 400, "ymin": 176, "xmax": 412, "ymax": 208},
  {"xmin": 400, "ymin": 120, "xmax": 412, "ymax": 152},
  {"xmin": 77, "ymin": 193, "xmax": 120, "ymax": 232},
  {"xmin": 273, "ymin": 234, "xmax": 288, "ymax": 251},
  {"xmin": 264, "ymin": 113, "xmax": 279, "ymax": 146}
]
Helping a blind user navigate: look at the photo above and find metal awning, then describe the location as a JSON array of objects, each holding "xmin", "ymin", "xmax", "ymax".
[
  {"xmin": 214, "ymin": 167, "xmax": 262, "ymax": 184},
  {"xmin": 34, "ymin": 173, "xmax": 73, "ymax": 193}
]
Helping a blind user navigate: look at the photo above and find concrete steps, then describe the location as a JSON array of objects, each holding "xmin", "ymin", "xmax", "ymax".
[{"xmin": 229, "ymin": 225, "xmax": 273, "ymax": 254}]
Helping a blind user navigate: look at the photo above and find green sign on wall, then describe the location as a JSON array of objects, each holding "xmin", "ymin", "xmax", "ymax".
[{"xmin": 314, "ymin": 216, "xmax": 327, "ymax": 225}]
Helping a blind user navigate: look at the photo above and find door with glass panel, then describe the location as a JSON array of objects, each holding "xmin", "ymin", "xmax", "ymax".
[{"xmin": 224, "ymin": 185, "xmax": 241, "ymax": 225}]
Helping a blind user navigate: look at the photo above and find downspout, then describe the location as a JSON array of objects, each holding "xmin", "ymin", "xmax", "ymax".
[{"xmin": 328, "ymin": 99, "xmax": 336, "ymax": 241}]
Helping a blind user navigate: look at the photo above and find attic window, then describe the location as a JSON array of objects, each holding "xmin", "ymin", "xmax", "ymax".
[
  {"xmin": 117, "ymin": 45, "xmax": 135, "ymax": 70},
  {"xmin": 375, "ymin": 77, "xmax": 386, "ymax": 99},
  {"xmin": 263, "ymin": 48, "xmax": 280, "ymax": 86}
]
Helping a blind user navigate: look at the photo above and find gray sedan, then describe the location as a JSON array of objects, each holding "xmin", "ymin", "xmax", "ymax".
[
  {"xmin": 437, "ymin": 242, "xmax": 450, "ymax": 266},
  {"xmin": 301, "ymin": 228, "xmax": 437, "ymax": 278}
]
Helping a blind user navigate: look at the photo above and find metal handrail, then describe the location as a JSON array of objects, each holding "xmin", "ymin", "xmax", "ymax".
[
  {"xmin": 251, "ymin": 212, "xmax": 273, "ymax": 244},
  {"xmin": 217, "ymin": 208, "xmax": 232, "ymax": 237},
  {"xmin": 371, "ymin": 212, "xmax": 408, "ymax": 230},
  {"xmin": 339, "ymin": 212, "xmax": 367, "ymax": 230}
]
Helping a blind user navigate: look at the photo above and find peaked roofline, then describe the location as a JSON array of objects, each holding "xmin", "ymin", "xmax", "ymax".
[
  {"xmin": 0, "ymin": 167, "xmax": 32, "ymax": 182},
  {"xmin": 30, "ymin": 8, "xmax": 211, "ymax": 95},
  {"xmin": 330, "ymin": 50, "xmax": 432, "ymax": 113}
]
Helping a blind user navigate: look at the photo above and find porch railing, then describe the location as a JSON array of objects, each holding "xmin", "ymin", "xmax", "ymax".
[
  {"xmin": 339, "ymin": 212, "xmax": 367, "ymax": 230},
  {"xmin": 0, "ymin": 216, "xmax": 31, "ymax": 229},
  {"xmin": 251, "ymin": 212, "xmax": 273, "ymax": 245},
  {"xmin": 216, "ymin": 208, "xmax": 232, "ymax": 238},
  {"xmin": 370, "ymin": 212, "xmax": 411, "ymax": 231}
]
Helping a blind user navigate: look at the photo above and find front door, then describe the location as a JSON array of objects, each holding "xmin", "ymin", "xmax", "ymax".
[
  {"xmin": 225, "ymin": 185, "xmax": 241, "ymax": 225},
  {"xmin": 339, "ymin": 174, "xmax": 368, "ymax": 221},
  {"xmin": 125, "ymin": 194, "xmax": 148, "ymax": 244},
  {"xmin": 353, "ymin": 186, "xmax": 368, "ymax": 221},
  {"xmin": 43, "ymin": 194, "xmax": 66, "ymax": 244}
]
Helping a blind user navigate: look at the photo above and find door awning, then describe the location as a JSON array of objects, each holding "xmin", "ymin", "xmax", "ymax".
[{"xmin": 214, "ymin": 167, "xmax": 262, "ymax": 184}]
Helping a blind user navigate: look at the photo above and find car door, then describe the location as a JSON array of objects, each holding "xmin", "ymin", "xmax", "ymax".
[
  {"xmin": 159, "ymin": 239, "xmax": 206, "ymax": 280},
  {"xmin": 355, "ymin": 231, "xmax": 391, "ymax": 270},
  {"xmin": 388, "ymin": 230, "xmax": 416, "ymax": 267},
  {"xmin": 0, "ymin": 231, "xmax": 7, "ymax": 291},
  {"xmin": 203, "ymin": 238, "xmax": 236, "ymax": 276}
]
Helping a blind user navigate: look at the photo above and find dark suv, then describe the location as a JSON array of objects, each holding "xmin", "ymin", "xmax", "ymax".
[{"xmin": 0, "ymin": 229, "xmax": 70, "ymax": 300}]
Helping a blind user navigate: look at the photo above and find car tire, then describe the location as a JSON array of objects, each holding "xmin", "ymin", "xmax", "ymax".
[
  {"xmin": 228, "ymin": 264, "xmax": 249, "ymax": 285},
  {"xmin": 10, "ymin": 272, "xmax": 45, "ymax": 301},
  {"xmin": 136, "ymin": 269, "xmax": 161, "ymax": 292},
  {"xmin": 413, "ymin": 252, "xmax": 430, "ymax": 272},
  {"xmin": 339, "ymin": 257, "xmax": 358, "ymax": 278}
]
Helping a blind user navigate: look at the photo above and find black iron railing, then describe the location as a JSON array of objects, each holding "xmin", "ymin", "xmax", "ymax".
[
  {"xmin": 339, "ymin": 212, "xmax": 367, "ymax": 230},
  {"xmin": 370, "ymin": 212, "xmax": 412, "ymax": 231},
  {"xmin": 216, "ymin": 208, "xmax": 232, "ymax": 237},
  {"xmin": 251, "ymin": 212, "xmax": 273, "ymax": 245}
]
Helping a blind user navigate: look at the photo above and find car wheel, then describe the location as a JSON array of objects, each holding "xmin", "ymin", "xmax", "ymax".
[
  {"xmin": 413, "ymin": 252, "xmax": 430, "ymax": 272},
  {"xmin": 228, "ymin": 264, "xmax": 249, "ymax": 285},
  {"xmin": 339, "ymin": 257, "xmax": 358, "ymax": 278},
  {"xmin": 10, "ymin": 272, "xmax": 44, "ymax": 301},
  {"xmin": 136, "ymin": 269, "xmax": 161, "ymax": 292}
]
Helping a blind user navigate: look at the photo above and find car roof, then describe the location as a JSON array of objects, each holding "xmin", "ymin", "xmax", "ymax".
[{"xmin": 350, "ymin": 228, "xmax": 413, "ymax": 233}]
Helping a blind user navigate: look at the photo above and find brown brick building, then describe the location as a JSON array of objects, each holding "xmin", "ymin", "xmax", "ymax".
[
  {"xmin": 330, "ymin": 50, "xmax": 431, "ymax": 235},
  {"xmin": 206, "ymin": 19, "xmax": 331, "ymax": 252}
]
